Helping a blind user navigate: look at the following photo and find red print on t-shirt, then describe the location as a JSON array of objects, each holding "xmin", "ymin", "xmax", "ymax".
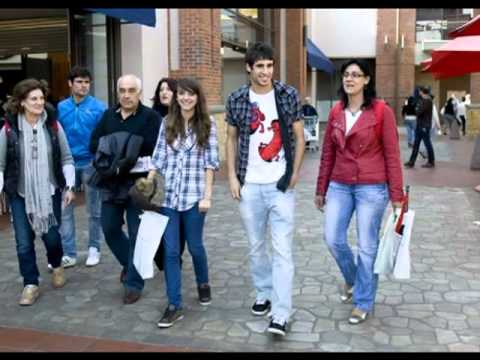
[
  {"xmin": 259, "ymin": 120, "xmax": 282, "ymax": 162},
  {"xmin": 249, "ymin": 103, "xmax": 265, "ymax": 134}
]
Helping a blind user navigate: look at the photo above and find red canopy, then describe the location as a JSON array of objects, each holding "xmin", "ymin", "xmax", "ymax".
[
  {"xmin": 424, "ymin": 36, "xmax": 480, "ymax": 78},
  {"xmin": 421, "ymin": 58, "xmax": 432, "ymax": 71},
  {"xmin": 449, "ymin": 15, "xmax": 480, "ymax": 38}
]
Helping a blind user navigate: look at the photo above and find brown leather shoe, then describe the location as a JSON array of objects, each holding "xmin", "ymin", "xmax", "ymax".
[
  {"xmin": 19, "ymin": 285, "xmax": 40, "ymax": 306},
  {"xmin": 52, "ymin": 266, "xmax": 66, "ymax": 288},
  {"xmin": 123, "ymin": 290, "xmax": 141, "ymax": 305}
]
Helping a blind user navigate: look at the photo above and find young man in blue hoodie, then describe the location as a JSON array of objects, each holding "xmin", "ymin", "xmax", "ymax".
[{"xmin": 56, "ymin": 66, "xmax": 106, "ymax": 268}]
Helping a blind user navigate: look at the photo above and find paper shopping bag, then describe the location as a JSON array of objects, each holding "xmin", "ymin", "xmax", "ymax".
[{"xmin": 133, "ymin": 211, "xmax": 169, "ymax": 279}]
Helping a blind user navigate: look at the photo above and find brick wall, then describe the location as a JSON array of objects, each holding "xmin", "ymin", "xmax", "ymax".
[
  {"xmin": 376, "ymin": 9, "xmax": 416, "ymax": 123},
  {"xmin": 170, "ymin": 9, "xmax": 222, "ymax": 106}
]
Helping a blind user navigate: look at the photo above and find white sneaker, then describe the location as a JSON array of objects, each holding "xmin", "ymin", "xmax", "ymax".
[
  {"xmin": 47, "ymin": 263, "xmax": 53, "ymax": 273},
  {"xmin": 85, "ymin": 247, "xmax": 100, "ymax": 267},
  {"xmin": 61, "ymin": 256, "xmax": 77, "ymax": 268}
]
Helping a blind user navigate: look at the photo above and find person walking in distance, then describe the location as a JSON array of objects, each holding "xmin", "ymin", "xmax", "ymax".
[
  {"xmin": 226, "ymin": 42, "xmax": 305, "ymax": 337},
  {"xmin": 457, "ymin": 96, "xmax": 467, "ymax": 136},
  {"xmin": 315, "ymin": 59, "xmax": 403, "ymax": 324},
  {"xmin": 404, "ymin": 86, "xmax": 435, "ymax": 169},
  {"xmin": 57, "ymin": 66, "xmax": 106, "ymax": 268}
]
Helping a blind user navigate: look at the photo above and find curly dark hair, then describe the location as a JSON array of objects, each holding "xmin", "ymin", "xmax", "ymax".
[
  {"xmin": 245, "ymin": 42, "xmax": 275, "ymax": 68},
  {"xmin": 338, "ymin": 59, "xmax": 376, "ymax": 110},
  {"xmin": 7, "ymin": 78, "xmax": 49, "ymax": 115},
  {"xmin": 151, "ymin": 77, "xmax": 177, "ymax": 118},
  {"xmin": 165, "ymin": 77, "xmax": 211, "ymax": 149}
]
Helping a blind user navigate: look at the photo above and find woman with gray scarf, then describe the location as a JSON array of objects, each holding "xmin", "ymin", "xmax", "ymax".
[{"xmin": 0, "ymin": 79, "xmax": 75, "ymax": 306}]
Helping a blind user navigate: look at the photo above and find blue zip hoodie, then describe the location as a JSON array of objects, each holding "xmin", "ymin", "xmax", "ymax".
[{"xmin": 57, "ymin": 95, "xmax": 106, "ymax": 167}]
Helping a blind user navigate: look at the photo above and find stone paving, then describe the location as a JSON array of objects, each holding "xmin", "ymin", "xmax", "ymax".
[{"xmin": 0, "ymin": 132, "xmax": 479, "ymax": 352}]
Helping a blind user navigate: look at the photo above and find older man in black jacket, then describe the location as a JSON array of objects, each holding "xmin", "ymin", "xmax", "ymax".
[{"xmin": 90, "ymin": 74, "xmax": 160, "ymax": 304}]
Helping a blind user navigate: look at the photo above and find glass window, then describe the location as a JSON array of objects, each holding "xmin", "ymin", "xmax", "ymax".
[
  {"xmin": 72, "ymin": 12, "xmax": 109, "ymax": 105},
  {"xmin": 416, "ymin": 8, "xmax": 473, "ymax": 41},
  {"xmin": 221, "ymin": 8, "xmax": 275, "ymax": 104}
]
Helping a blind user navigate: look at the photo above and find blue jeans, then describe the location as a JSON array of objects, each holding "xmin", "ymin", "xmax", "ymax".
[
  {"xmin": 60, "ymin": 164, "xmax": 103, "ymax": 258},
  {"xmin": 324, "ymin": 181, "xmax": 389, "ymax": 312},
  {"xmin": 238, "ymin": 182, "xmax": 295, "ymax": 322},
  {"xmin": 404, "ymin": 117, "xmax": 416, "ymax": 146},
  {"xmin": 160, "ymin": 203, "xmax": 209, "ymax": 308},
  {"xmin": 8, "ymin": 190, "xmax": 63, "ymax": 286},
  {"xmin": 408, "ymin": 126, "xmax": 435, "ymax": 165},
  {"xmin": 101, "ymin": 198, "xmax": 144, "ymax": 293}
]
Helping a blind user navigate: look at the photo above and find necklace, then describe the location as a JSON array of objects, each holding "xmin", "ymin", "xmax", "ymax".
[{"xmin": 348, "ymin": 107, "xmax": 361, "ymax": 117}]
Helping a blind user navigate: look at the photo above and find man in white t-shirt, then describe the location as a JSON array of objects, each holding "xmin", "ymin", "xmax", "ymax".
[{"xmin": 226, "ymin": 42, "xmax": 305, "ymax": 337}]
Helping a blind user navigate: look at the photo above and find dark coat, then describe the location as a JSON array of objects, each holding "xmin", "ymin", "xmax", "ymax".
[{"xmin": 89, "ymin": 131, "xmax": 144, "ymax": 202}]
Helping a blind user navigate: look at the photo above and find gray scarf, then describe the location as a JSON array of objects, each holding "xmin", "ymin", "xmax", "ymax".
[{"xmin": 19, "ymin": 112, "xmax": 57, "ymax": 235}]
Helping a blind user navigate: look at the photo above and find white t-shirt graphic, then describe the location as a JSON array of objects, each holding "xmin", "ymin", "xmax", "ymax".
[{"xmin": 245, "ymin": 89, "xmax": 286, "ymax": 184}]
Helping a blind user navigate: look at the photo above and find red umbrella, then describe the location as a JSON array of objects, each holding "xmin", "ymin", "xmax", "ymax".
[
  {"xmin": 449, "ymin": 14, "xmax": 480, "ymax": 38},
  {"xmin": 425, "ymin": 36, "xmax": 480, "ymax": 79}
]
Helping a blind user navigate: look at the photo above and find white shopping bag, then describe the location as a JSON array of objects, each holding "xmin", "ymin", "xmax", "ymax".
[
  {"xmin": 393, "ymin": 210, "xmax": 415, "ymax": 279},
  {"xmin": 374, "ymin": 209, "xmax": 415, "ymax": 279},
  {"xmin": 133, "ymin": 211, "xmax": 169, "ymax": 279},
  {"xmin": 374, "ymin": 212, "xmax": 402, "ymax": 275}
]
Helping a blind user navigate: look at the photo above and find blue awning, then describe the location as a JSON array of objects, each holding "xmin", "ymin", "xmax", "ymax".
[
  {"xmin": 306, "ymin": 38, "xmax": 335, "ymax": 74},
  {"xmin": 85, "ymin": 8, "xmax": 156, "ymax": 27}
]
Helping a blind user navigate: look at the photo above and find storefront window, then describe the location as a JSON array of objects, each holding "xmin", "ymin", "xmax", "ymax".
[
  {"xmin": 71, "ymin": 12, "xmax": 109, "ymax": 105},
  {"xmin": 221, "ymin": 9, "xmax": 273, "ymax": 51},
  {"xmin": 221, "ymin": 8, "xmax": 275, "ymax": 103}
]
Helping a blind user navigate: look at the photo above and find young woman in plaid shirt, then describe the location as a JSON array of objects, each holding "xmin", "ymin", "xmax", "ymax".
[{"xmin": 150, "ymin": 78, "xmax": 219, "ymax": 328}]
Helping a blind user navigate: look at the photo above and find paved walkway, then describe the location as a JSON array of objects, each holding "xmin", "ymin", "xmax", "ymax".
[{"xmin": 0, "ymin": 130, "xmax": 479, "ymax": 352}]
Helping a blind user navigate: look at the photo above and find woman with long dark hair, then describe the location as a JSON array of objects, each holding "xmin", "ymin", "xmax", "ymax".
[
  {"xmin": 0, "ymin": 78, "xmax": 75, "ymax": 305},
  {"xmin": 151, "ymin": 77, "xmax": 177, "ymax": 121},
  {"xmin": 150, "ymin": 77, "xmax": 219, "ymax": 328},
  {"xmin": 315, "ymin": 59, "xmax": 403, "ymax": 324}
]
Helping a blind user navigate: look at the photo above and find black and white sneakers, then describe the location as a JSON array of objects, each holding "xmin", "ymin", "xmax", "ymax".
[
  {"xmin": 157, "ymin": 304, "xmax": 184, "ymax": 328},
  {"xmin": 267, "ymin": 318, "xmax": 287, "ymax": 336},
  {"xmin": 251, "ymin": 299, "xmax": 271, "ymax": 316}
]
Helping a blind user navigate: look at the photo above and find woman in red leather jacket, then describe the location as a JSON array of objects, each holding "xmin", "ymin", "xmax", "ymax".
[{"xmin": 314, "ymin": 59, "xmax": 403, "ymax": 325}]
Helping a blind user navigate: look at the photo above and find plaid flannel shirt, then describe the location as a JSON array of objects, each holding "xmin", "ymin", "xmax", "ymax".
[
  {"xmin": 151, "ymin": 117, "xmax": 219, "ymax": 211},
  {"xmin": 225, "ymin": 80, "xmax": 302, "ymax": 186}
]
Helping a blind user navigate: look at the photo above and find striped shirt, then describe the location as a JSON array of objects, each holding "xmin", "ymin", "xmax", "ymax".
[{"xmin": 151, "ymin": 117, "xmax": 219, "ymax": 211}]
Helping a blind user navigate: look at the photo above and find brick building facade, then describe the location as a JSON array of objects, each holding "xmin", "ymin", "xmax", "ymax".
[{"xmin": 171, "ymin": 9, "xmax": 305, "ymax": 107}]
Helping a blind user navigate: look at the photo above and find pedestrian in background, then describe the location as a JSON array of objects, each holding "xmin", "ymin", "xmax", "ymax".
[
  {"xmin": 402, "ymin": 95, "xmax": 417, "ymax": 148},
  {"xmin": 151, "ymin": 77, "xmax": 177, "ymax": 124},
  {"xmin": 151, "ymin": 77, "xmax": 219, "ymax": 328},
  {"xmin": 315, "ymin": 59, "xmax": 403, "ymax": 325},
  {"xmin": 301, "ymin": 96, "xmax": 318, "ymax": 117},
  {"xmin": 226, "ymin": 42, "xmax": 305, "ymax": 336},
  {"xmin": 457, "ymin": 96, "xmax": 467, "ymax": 136},
  {"xmin": 442, "ymin": 95, "xmax": 458, "ymax": 136},
  {"xmin": 405, "ymin": 86, "xmax": 435, "ymax": 168},
  {"xmin": 57, "ymin": 66, "xmax": 106, "ymax": 268},
  {"xmin": 0, "ymin": 78, "xmax": 75, "ymax": 305}
]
